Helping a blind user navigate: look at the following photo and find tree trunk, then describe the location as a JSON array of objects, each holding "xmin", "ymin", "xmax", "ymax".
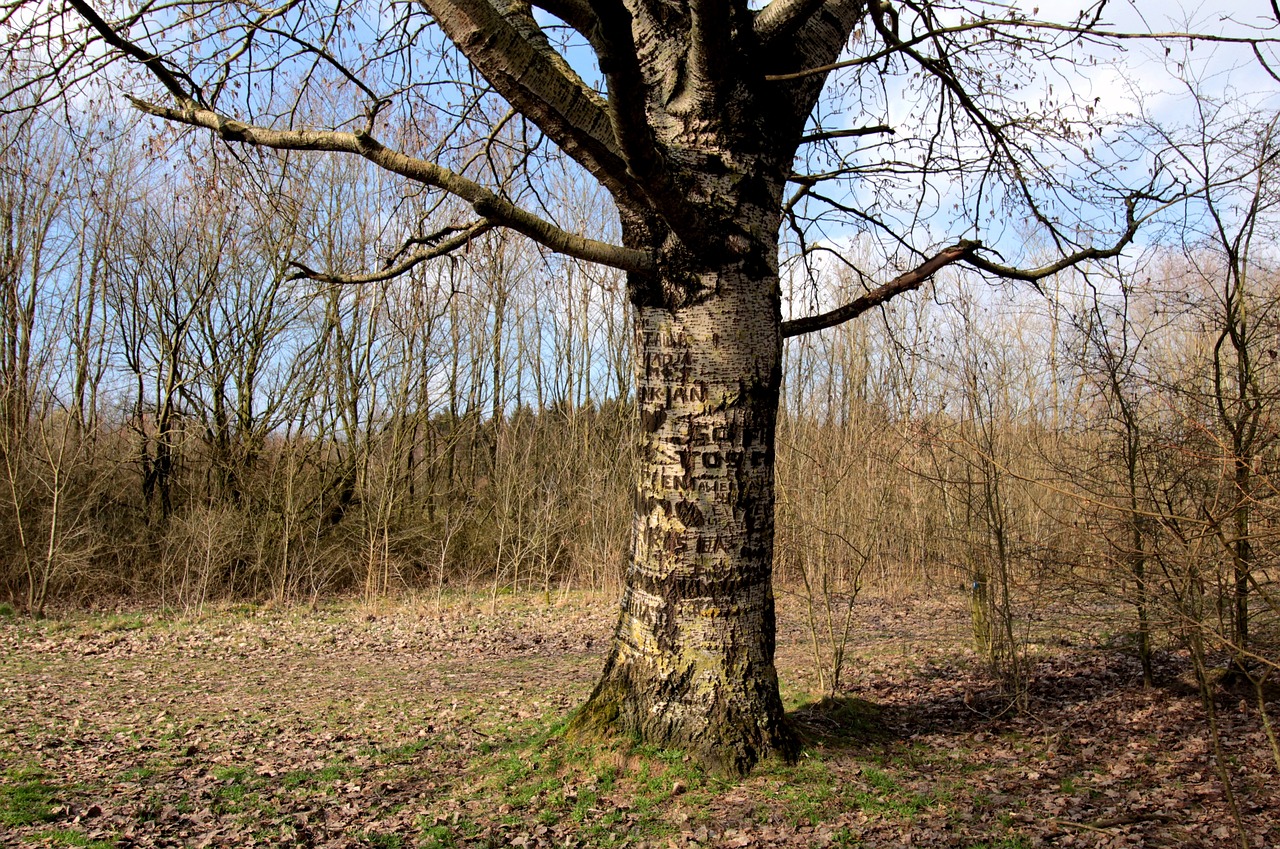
[
  {"xmin": 569, "ymin": 265, "xmax": 797, "ymax": 775},
  {"xmin": 1232, "ymin": 454, "xmax": 1251, "ymax": 663}
]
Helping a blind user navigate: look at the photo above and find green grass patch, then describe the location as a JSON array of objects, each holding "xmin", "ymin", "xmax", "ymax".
[
  {"xmin": 117, "ymin": 766, "xmax": 158, "ymax": 782},
  {"xmin": 97, "ymin": 613, "xmax": 149, "ymax": 633},
  {"xmin": 831, "ymin": 825, "xmax": 863, "ymax": 848},
  {"xmin": 419, "ymin": 824, "xmax": 456, "ymax": 849},
  {"xmin": 209, "ymin": 765, "xmax": 263, "ymax": 814},
  {"xmin": 758, "ymin": 756, "xmax": 837, "ymax": 826},
  {"xmin": 372, "ymin": 737, "xmax": 432, "ymax": 763},
  {"xmin": 850, "ymin": 766, "xmax": 934, "ymax": 819},
  {"xmin": 970, "ymin": 837, "xmax": 1033, "ymax": 849},
  {"xmin": 281, "ymin": 762, "xmax": 351, "ymax": 791},
  {"xmin": 32, "ymin": 829, "xmax": 115, "ymax": 849},
  {"xmin": 0, "ymin": 767, "xmax": 61, "ymax": 827},
  {"xmin": 418, "ymin": 816, "xmax": 483, "ymax": 848},
  {"xmin": 457, "ymin": 726, "xmax": 701, "ymax": 847}
]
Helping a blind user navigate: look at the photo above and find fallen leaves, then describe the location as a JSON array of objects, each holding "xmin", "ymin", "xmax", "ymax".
[{"xmin": 0, "ymin": 593, "xmax": 1276, "ymax": 848}]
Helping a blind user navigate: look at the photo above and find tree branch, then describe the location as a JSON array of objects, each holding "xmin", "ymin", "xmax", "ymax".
[
  {"xmin": 529, "ymin": 0, "xmax": 597, "ymax": 35},
  {"xmin": 419, "ymin": 0, "xmax": 638, "ymax": 198},
  {"xmin": 755, "ymin": 0, "xmax": 829, "ymax": 47},
  {"xmin": 799, "ymin": 125, "xmax": 894, "ymax": 145},
  {"xmin": 759, "ymin": 0, "xmax": 867, "ymax": 134},
  {"xmin": 288, "ymin": 221, "xmax": 497, "ymax": 285},
  {"xmin": 782, "ymin": 240, "xmax": 980, "ymax": 338},
  {"xmin": 63, "ymin": 0, "xmax": 202, "ymax": 104},
  {"xmin": 587, "ymin": 0, "xmax": 689, "ymax": 225},
  {"xmin": 963, "ymin": 198, "xmax": 1143, "ymax": 283},
  {"xmin": 127, "ymin": 96, "xmax": 655, "ymax": 273},
  {"xmin": 687, "ymin": 0, "xmax": 733, "ymax": 108}
]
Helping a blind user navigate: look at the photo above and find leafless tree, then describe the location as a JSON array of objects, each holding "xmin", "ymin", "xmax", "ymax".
[{"xmin": 10, "ymin": 0, "xmax": 1271, "ymax": 771}]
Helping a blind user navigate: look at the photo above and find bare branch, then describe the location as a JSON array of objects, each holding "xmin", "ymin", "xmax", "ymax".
[
  {"xmin": 529, "ymin": 0, "xmax": 597, "ymax": 34},
  {"xmin": 782, "ymin": 240, "xmax": 980, "ymax": 338},
  {"xmin": 765, "ymin": 15, "xmax": 1280, "ymax": 82},
  {"xmin": 687, "ymin": 0, "xmax": 733, "ymax": 107},
  {"xmin": 963, "ymin": 200, "xmax": 1143, "ymax": 283},
  {"xmin": 127, "ymin": 96, "xmax": 655, "ymax": 273},
  {"xmin": 207, "ymin": 0, "xmax": 304, "ymax": 106},
  {"xmin": 754, "ymin": 0, "xmax": 828, "ymax": 46},
  {"xmin": 419, "ymin": 0, "xmax": 638, "ymax": 197},
  {"xmin": 760, "ymin": 0, "xmax": 866, "ymax": 134},
  {"xmin": 588, "ymin": 0, "xmax": 686, "ymax": 224},
  {"xmin": 63, "ymin": 0, "xmax": 203, "ymax": 104},
  {"xmin": 798, "ymin": 125, "xmax": 894, "ymax": 145},
  {"xmin": 288, "ymin": 222, "xmax": 497, "ymax": 285}
]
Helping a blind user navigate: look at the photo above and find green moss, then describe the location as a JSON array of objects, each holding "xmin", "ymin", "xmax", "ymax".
[{"xmin": 565, "ymin": 693, "xmax": 621, "ymax": 739}]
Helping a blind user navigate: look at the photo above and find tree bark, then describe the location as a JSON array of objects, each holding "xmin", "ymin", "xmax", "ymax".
[{"xmin": 568, "ymin": 263, "xmax": 798, "ymax": 775}]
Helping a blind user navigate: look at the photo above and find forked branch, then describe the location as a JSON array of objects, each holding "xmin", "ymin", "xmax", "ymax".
[
  {"xmin": 64, "ymin": 0, "xmax": 654, "ymax": 275},
  {"xmin": 782, "ymin": 191, "xmax": 1157, "ymax": 338}
]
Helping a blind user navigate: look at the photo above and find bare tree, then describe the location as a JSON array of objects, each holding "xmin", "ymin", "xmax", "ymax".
[
  {"xmin": 13, "ymin": 0, "xmax": 1264, "ymax": 771},
  {"xmin": 1147, "ymin": 85, "xmax": 1280, "ymax": 671}
]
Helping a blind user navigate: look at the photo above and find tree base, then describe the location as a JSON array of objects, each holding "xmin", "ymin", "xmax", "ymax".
[{"xmin": 566, "ymin": 653, "xmax": 800, "ymax": 777}]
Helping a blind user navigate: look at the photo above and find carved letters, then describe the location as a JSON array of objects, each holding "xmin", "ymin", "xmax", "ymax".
[{"xmin": 634, "ymin": 312, "xmax": 776, "ymax": 578}]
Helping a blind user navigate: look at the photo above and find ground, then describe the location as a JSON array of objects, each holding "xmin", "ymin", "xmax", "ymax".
[{"xmin": 0, "ymin": 591, "xmax": 1276, "ymax": 848}]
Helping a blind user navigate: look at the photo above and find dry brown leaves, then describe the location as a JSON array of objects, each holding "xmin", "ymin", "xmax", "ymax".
[{"xmin": 0, "ymin": 593, "xmax": 1275, "ymax": 848}]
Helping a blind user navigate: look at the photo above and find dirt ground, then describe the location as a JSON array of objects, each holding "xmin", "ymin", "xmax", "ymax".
[{"xmin": 1, "ymin": 591, "xmax": 1276, "ymax": 848}]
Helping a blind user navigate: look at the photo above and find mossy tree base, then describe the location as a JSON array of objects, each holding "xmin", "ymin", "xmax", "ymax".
[{"xmin": 567, "ymin": 574, "xmax": 799, "ymax": 776}]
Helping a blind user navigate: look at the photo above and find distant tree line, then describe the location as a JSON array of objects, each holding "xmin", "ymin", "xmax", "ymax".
[{"xmin": 0, "ymin": 105, "xmax": 638, "ymax": 613}]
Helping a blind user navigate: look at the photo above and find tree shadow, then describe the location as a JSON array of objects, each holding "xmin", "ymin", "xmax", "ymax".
[
  {"xmin": 785, "ymin": 647, "xmax": 1217, "ymax": 752},
  {"xmin": 787, "ymin": 695, "xmax": 890, "ymax": 750}
]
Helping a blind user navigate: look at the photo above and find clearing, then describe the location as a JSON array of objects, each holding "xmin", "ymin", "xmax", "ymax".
[{"xmin": 1, "ymin": 592, "xmax": 1276, "ymax": 848}]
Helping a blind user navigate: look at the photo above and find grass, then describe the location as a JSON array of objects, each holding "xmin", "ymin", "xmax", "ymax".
[
  {"xmin": 209, "ymin": 765, "xmax": 261, "ymax": 815},
  {"xmin": 760, "ymin": 755, "xmax": 846, "ymax": 827},
  {"xmin": 454, "ymin": 726, "xmax": 711, "ymax": 846},
  {"xmin": 3, "ymin": 592, "xmax": 1267, "ymax": 848},
  {"xmin": 0, "ymin": 767, "xmax": 61, "ymax": 827},
  {"xmin": 281, "ymin": 763, "xmax": 350, "ymax": 790},
  {"xmin": 970, "ymin": 838, "xmax": 1034, "ymax": 849},
  {"xmin": 117, "ymin": 765, "xmax": 159, "ymax": 782},
  {"xmin": 850, "ymin": 772, "xmax": 933, "ymax": 819},
  {"xmin": 31, "ymin": 830, "xmax": 115, "ymax": 849},
  {"xmin": 2, "ymin": 772, "xmax": 116, "ymax": 846},
  {"xmin": 96, "ymin": 613, "xmax": 149, "ymax": 633}
]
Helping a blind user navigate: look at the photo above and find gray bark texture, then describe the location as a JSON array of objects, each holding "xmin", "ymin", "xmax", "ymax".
[
  {"xmin": 567, "ymin": 268, "xmax": 796, "ymax": 773},
  {"xmin": 536, "ymin": 1, "xmax": 863, "ymax": 771}
]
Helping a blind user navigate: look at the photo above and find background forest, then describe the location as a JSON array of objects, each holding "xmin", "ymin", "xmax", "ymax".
[{"xmin": 2, "ymin": 83, "xmax": 1278, "ymax": 703}]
